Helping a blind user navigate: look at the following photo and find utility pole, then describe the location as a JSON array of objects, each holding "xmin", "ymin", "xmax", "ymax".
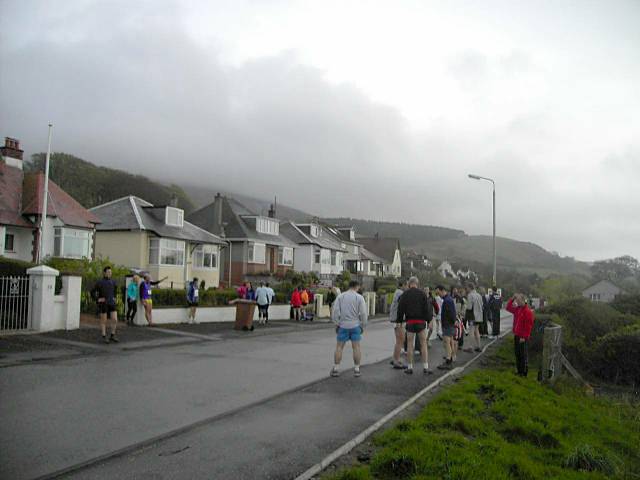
[{"xmin": 37, "ymin": 123, "xmax": 53, "ymax": 264}]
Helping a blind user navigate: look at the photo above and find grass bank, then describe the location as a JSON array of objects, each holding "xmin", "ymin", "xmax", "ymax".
[{"xmin": 326, "ymin": 339, "xmax": 640, "ymax": 480}]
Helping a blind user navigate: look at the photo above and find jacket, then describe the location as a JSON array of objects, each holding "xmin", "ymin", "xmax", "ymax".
[
  {"xmin": 466, "ymin": 290, "xmax": 484, "ymax": 323},
  {"xmin": 300, "ymin": 290, "xmax": 309, "ymax": 305},
  {"xmin": 397, "ymin": 287, "xmax": 433, "ymax": 323},
  {"xmin": 94, "ymin": 278, "xmax": 117, "ymax": 306},
  {"xmin": 290, "ymin": 290, "xmax": 302, "ymax": 307},
  {"xmin": 506, "ymin": 298, "xmax": 535, "ymax": 339},
  {"xmin": 389, "ymin": 288, "xmax": 404, "ymax": 323},
  {"xmin": 187, "ymin": 282, "xmax": 199, "ymax": 303},
  {"xmin": 489, "ymin": 293, "xmax": 503, "ymax": 312},
  {"xmin": 441, "ymin": 294, "xmax": 457, "ymax": 328}
]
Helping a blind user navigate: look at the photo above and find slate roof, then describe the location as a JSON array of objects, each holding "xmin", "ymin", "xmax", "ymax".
[
  {"xmin": 360, "ymin": 247, "xmax": 387, "ymax": 264},
  {"xmin": 90, "ymin": 196, "xmax": 225, "ymax": 245},
  {"xmin": 187, "ymin": 196, "xmax": 297, "ymax": 247},
  {"xmin": 280, "ymin": 221, "xmax": 347, "ymax": 252},
  {"xmin": 0, "ymin": 163, "xmax": 98, "ymax": 229},
  {"xmin": 358, "ymin": 237, "xmax": 400, "ymax": 263}
]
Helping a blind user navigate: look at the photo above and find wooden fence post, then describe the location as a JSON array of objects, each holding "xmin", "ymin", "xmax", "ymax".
[{"xmin": 542, "ymin": 323, "xmax": 563, "ymax": 382}]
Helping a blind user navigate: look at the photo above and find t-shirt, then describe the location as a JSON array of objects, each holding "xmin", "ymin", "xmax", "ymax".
[
  {"xmin": 266, "ymin": 287, "xmax": 275, "ymax": 304},
  {"xmin": 94, "ymin": 278, "xmax": 117, "ymax": 306},
  {"xmin": 255, "ymin": 286, "xmax": 270, "ymax": 305},
  {"xmin": 331, "ymin": 290, "xmax": 368, "ymax": 329}
]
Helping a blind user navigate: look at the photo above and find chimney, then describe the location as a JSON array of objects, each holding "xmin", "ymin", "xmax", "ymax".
[
  {"xmin": 169, "ymin": 194, "xmax": 179, "ymax": 207},
  {"xmin": 268, "ymin": 204, "xmax": 276, "ymax": 218},
  {"xmin": 213, "ymin": 193, "xmax": 223, "ymax": 228},
  {"xmin": 1, "ymin": 137, "xmax": 24, "ymax": 170}
]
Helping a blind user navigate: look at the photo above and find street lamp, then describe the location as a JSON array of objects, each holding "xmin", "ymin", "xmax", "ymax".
[{"xmin": 468, "ymin": 174, "xmax": 496, "ymax": 286}]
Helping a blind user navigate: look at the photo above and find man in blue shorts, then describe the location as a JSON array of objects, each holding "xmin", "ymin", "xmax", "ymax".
[{"xmin": 330, "ymin": 280, "xmax": 368, "ymax": 378}]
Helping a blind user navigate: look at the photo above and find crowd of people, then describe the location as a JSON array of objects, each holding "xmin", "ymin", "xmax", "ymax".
[{"xmin": 329, "ymin": 276, "xmax": 534, "ymax": 378}]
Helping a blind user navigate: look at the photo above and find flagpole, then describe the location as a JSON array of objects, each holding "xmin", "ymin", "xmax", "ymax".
[{"xmin": 38, "ymin": 123, "xmax": 53, "ymax": 264}]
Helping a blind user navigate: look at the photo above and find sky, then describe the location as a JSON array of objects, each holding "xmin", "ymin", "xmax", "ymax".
[{"xmin": 1, "ymin": 0, "xmax": 639, "ymax": 262}]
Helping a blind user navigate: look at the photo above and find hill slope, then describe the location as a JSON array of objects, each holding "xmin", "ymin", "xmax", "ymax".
[{"xmin": 27, "ymin": 153, "xmax": 195, "ymax": 212}]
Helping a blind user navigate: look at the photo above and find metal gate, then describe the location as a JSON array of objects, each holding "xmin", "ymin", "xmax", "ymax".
[{"xmin": 0, "ymin": 276, "xmax": 31, "ymax": 332}]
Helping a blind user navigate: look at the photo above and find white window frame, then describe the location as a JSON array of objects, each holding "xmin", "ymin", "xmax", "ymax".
[
  {"xmin": 193, "ymin": 244, "xmax": 218, "ymax": 269},
  {"xmin": 310, "ymin": 224, "xmax": 321, "ymax": 237},
  {"xmin": 320, "ymin": 249, "xmax": 331, "ymax": 265},
  {"xmin": 148, "ymin": 238, "xmax": 185, "ymax": 266},
  {"xmin": 278, "ymin": 246, "xmax": 294, "ymax": 266},
  {"xmin": 54, "ymin": 227, "xmax": 91, "ymax": 259},
  {"xmin": 248, "ymin": 242, "xmax": 266, "ymax": 264},
  {"xmin": 165, "ymin": 207, "xmax": 184, "ymax": 227},
  {"xmin": 314, "ymin": 248, "xmax": 321, "ymax": 265},
  {"xmin": 256, "ymin": 217, "xmax": 279, "ymax": 236}
]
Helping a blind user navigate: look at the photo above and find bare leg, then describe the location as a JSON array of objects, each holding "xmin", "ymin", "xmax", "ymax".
[
  {"xmin": 334, "ymin": 341, "xmax": 346, "ymax": 365},
  {"xmin": 474, "ymin": 324, "xmax": 481, "ymax": 349},
  {"xmin": 100, "ymin": 312, "xmax": 107, "ymax": 337},
  {"xmin": 109, "ymin": 310, "xmax": 117, "ymax": 335},
  {"xmin": 145, "ymin": 303, "xmax": 153, "ymax": 326},
  {"xmin": 444, "ymin": 336, "xmax": 452, "ymax": 360},
  {"xmin": 352, "ymin": 341, "xmax": 361, "ymax": 367},
  {"xmin": 393, "ymin": 325, "xmax": 405, "ymax": 364},
  {"xmin": 418, "ymin": 330, "xmax": 428, "ymax": 366},
  {"xmin": 191, "ymin": 306, "xmax": 197, "ymax": 321}
]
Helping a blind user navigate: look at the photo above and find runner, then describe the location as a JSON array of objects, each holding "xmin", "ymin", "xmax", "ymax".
[
  {"xmin": 396, "ymin": 276, "xmax": 433, "ymax": 375},
  {"xmin": 93, "ymin": 266, "xmax": 119, "ymax": 343},
  {"xmin": 125, "ymin": 273, "xmax": 140, "ymax": 326},
  {"xmin": 291, "ymin": 286, "xmax": 302, "ymax": 321},
  {"xmin": 506, "ymin": 293, "xmax": 535, "ymax": 376},
  {"xmin": 330, "ymin": 280, "xmax": 368, "ymax": 378},
  {"xmin": 425, "ymin": 287, "xmax": 440, "ymax": 346},
  {"xmin": 187, "ymin": 277, "xmax": 199, "ymax": 324},
  {"xmin": 255, "ymin": 282, "xmax": 270, "ymax": 325},
  {"xmin": 437, "ymin": 285, "xmax": 457, "ymax": 369},
  {"xmin": 265, "ymin": 282, "xmax": 275, "ymax": 321},
  {"xmin": 389, "ymin": 280, "xmax": 407, "ymax": 369},
  {"xmin": 464, "ymin": 282, "xmax": 484, "ymax": 353},
  {"xmin": 489, "ymin": 286, "xmax": 503, "ymax": 338},
  {"xmin": 139, "ymin": 274, "xmax": 167, "ymax": 327}
]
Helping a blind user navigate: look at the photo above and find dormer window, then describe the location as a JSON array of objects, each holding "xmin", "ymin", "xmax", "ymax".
[
  {"xmin": 310, "ymin": 224, "xmax": 321, "ymax": 237},
  {"xmin": 256, "ymin": 217, "xmax": 279, "ymax": 235},
  {"xmin": 165, "ymin": 207, "xmax": 184, "ymax": 227}
]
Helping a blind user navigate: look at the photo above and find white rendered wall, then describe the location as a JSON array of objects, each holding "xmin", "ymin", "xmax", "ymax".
[{"xmin": 142, "ymin": 304, "xmax": 293, "ymax": 325}]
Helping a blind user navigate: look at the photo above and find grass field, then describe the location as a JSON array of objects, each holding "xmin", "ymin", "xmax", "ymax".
[{"xmin": 326, "ymin": 340, "xmax": 640, "ymax": 480}]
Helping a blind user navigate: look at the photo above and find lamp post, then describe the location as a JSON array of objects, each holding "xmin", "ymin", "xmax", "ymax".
[
  {"xmin": 37, "ymin": 123, "xmax": 53, "ymax": 264},
  {"xmin": 468, "ymin": 174, "xmax": 496, "ymax": 285}
]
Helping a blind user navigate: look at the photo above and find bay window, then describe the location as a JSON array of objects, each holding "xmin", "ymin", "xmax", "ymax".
[
  {"xmin": 248, "ymin": 242, "xmax": 266, "ymax": 264},
  {"xmin": 148, "ymin": 238, "xmax": 185, "ymax": 266},
  {"xmin": 54, "ymin": 228, "xmax": 91, "ymax": 259},
  {"xmin": 277, "ymin": 246, "xmax": 294, "ymax": 266},
  {"xmin": 193, "ymin": 244, "xmax": 218, "ymax": 269}
]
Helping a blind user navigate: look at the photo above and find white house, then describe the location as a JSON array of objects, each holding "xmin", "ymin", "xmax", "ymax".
[{"xmin": 582, "ymin": 279, "xmax": 625, "ymax": 303}]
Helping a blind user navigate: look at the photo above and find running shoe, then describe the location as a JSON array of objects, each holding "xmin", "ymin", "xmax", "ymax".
[
  {"xmin": 110, "ymin": 335, "xmax": 119, "ymax": 343},
  {"xmin": 404, "ymin": 368, "xmax": 413, "ymax": 375},
  {"xmin": 354, "ymin": 369, "xmax": 361, "ymax": 377},
  {"xmin": 423, "ymin": 367, "xmax": 433, "ymax": 375},
  {"xmin": 330, "ymin": 368, "xmax": 340, "ymax": 377},
  {"xmin": 474, "ymin": 347, "xmax": 482, "ymax": 352},
  {"xmin": 102, "ymin": 335, "xmax": 109, "ymax": 344}
]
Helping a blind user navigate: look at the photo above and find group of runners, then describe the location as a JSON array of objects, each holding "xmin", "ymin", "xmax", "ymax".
[{"xmin": 329, "ymin": 276, "xmax": 535, "ymax": 377}]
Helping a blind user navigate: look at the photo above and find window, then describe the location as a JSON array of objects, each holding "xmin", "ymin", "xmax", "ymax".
[
  {"xmin": 148, "ymin": 238, "xmax": 185, "ymax": 266},
  {"xmin": 331, "ymin": 251, "xmax": 336, "ymax": 266},
  {"xmin": 248, "ymin": 242, "xmax": 266, "ymax": 264},
  {"xmin": 193, "ymin": 244, "xmax": 218, "ymax": 269},
  {"xmin": 165, "ymin": 207, "xmax": 184, "ymax": 227},
  {"xmin": 277, "ymin": 246, "xmax": 294, "ymax": 266},
  {"xmin": 314, "ymin": 249, "xmax": 321, "ymax": 264},
  {"xmin": 354, "ymin": 245, "xmax": 359, "ymax": 254},
  {"xmin": 321, "ymin": 249, "xmax": 331, "ymax": 265},
  {"xmin": 54, "ymin": 228, "xmax": 91, "ymax": 258},
  {"xmin": 4, "ymin": 233, "xmax": 15, "ymax": 252},
  {"xmin": 310, "ymin": 224, "xmax": 321, "ymax": 237},
  {"xmin": 590, "ymin": 293, "xmax": 601, "ymax": 302},
  {"xmin": 256, "ymin": 217, "xmax": 279, "ymax": 235}
]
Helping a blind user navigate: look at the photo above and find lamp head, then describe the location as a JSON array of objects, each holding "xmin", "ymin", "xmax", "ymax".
[{"xmin": 468, "ymin": 174, "xmax": 481, "ymax": 180}]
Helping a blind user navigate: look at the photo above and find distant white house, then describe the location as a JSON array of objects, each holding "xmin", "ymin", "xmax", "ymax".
[{"xmin": 581, "ymin": 279, "xmax": 625, "ymax": 303}]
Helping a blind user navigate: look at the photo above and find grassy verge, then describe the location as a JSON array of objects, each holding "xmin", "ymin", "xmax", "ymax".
[{"xmin": 326, "ymin": 338, "xmax": 640, "ymax": 480}]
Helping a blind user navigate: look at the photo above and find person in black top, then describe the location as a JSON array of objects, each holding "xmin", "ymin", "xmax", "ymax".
[
  {"xmin": 396, "ymin": 276, "xmax": 433, "ymax": 375},
  {"xmin": 93, "ymin": 266, "xmax": 119, "ymax": 344}
]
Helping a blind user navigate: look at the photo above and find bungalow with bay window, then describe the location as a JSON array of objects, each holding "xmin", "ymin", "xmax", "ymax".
[
  {"xmin": 186, "ymin": 194, "xmax": 297, "ymax": 286},
  {"xmin": 1, "ymin": 136, "xmax": 99, "ymax": 262},
  {"xmin": 90, "ymin": 196, "xmax": 226, "ymax": 289},
  {"xmin": 280, "ymin": 220, "xmax": 346, "ymax": 282}
]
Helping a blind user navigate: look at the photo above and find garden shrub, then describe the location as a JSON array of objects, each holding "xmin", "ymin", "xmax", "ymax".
[
  {"xmin": 588, "ymin": 324, "xmax": 640, "ymax": 386},
  {"xmin": 610, "ymin": 293, "xmax": 640, "ymax": 316},
  {"xmin": 0, "ymin": 256, "xmax": 35, "ymax": 276}
]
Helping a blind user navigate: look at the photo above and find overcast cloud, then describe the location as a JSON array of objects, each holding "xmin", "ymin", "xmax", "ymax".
[{"xmin": 1, "ymin": 0, "xmax": 639, "ymax": 261}]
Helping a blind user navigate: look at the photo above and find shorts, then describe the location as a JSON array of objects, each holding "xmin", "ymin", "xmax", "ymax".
[
  {"xmin": 406, "ymin": 321, "xmax": 427, "ymax": 333},
  {"xmin": 442, "ymin": 324, "xmax": 455, "ymax": 337},
  {"xmin": 258, "ymin": 304, "xmax": 269, "ymax": 314},
  {"xmin": 337, "ymin": 326, "xmax": 362, "ymax": 342},
  {"xmin": 143, "ymin": 298, "xmax": 153, "ymax": 307},
  {"xmin": 188, "ymin": 301, "xmax": 199, "ymax": 307},
  {"xmin": 98, "ymin": 303, "xmax": 117, "ymax": 315}
]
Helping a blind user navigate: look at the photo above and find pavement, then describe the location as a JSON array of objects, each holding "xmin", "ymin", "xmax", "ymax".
[{"xmin": 0, "ymin": 313, "xmax": 512, "ymax": 480}]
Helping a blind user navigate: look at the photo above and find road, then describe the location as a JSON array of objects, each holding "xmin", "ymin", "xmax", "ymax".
[{"xmin": 1, "ymin": 315, "xmax": 511, "ymax": 480}]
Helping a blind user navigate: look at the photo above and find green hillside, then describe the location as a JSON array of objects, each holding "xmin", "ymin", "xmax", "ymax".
[
  {"xmin": 27, "ymin": 153, "xmax": 194, "ymax": 212},
  {"xmin": 324, "ymin": 217, "xmax": 465, "ymax": 243},
  {"xmin": 414, "ymin": 235, "xmax": 591, "ymax": 276}
]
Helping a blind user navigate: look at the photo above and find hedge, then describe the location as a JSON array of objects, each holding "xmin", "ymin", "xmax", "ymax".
[
  {"xmin": 588, "ymin": 324, "xmax": 640, "ymax": 386},
  {"xmin": 0, "ymin": 256, "xmax": 34, "ymax": 276}
]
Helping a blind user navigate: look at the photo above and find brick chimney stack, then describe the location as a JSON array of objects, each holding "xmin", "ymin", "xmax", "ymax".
[
  {"xmin": 213, "ymin": 193, "xmax": 224, "ymax": 229},
  {"xmin": 1, "ymin": 137, "xmax": 24, "ymax": 170}
]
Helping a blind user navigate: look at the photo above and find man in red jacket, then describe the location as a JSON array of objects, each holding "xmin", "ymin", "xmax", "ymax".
[{"xmin": 506, "ymin": 293, "xmax": 535, "ymax": 377}]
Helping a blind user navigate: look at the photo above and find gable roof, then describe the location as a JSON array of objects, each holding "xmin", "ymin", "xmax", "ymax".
[
  {"xmin": 359, "ymin": 237, "xmax": 400, "ymax": 263},
  {"xmin": 0, "ymin": 163, "xmax": 98, "ymax": 229},
  {"xmin": 582, "ymin": 279, "xmax": 624, "ymax": 294},
  {"xmin": 91, "ymin": 196, "xmax": 225, "ymax": 245},
  {"xmin": 280, "ymin": 221, "xmax": 347, "ymax": 252},
  {"xmin": 187, "ymin": 196, "xmax": 296, "ymax": 247}
]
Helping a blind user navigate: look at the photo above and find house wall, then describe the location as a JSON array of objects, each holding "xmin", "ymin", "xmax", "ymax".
[
  {"xmin": 189, "ymin": 245, "xmax": 221, "ymax": 290},
  {"xmin": 94, "ymin": 231, "xmax": 147, "ymax": 267},
  {"xmin": 1, "ymin": 225, "xmax": 34, "ymax": 262},
  {"xmin": 582, "ymin": 282, "xmax": 621, "ymax": 303}
]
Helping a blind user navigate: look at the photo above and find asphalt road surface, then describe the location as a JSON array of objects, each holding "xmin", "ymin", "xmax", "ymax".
[{"xmin": 1, "ymin": 314, "xmax": 511, "ymax": 480}]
